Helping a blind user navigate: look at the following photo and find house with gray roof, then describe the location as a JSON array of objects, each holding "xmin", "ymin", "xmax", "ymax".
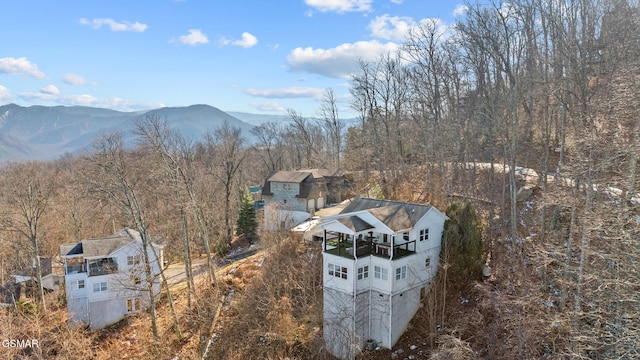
[
  {"xmin": 319, "ymin": 197, "xmax": 448, "ymax": 359},
  {"xmin": 261, "ymin": 170, "xmax": 329, "ymax": 213},
  {"xmin": 60, "ymin": 228, "xmax": 163, "ymax": 330},
  {"xmin": 262, "ymin": 171, "xmax": 327, "ymax": 214},
  {"xmin": 12, "ymin": 257, "xmax": 64, "ymax": 292}
]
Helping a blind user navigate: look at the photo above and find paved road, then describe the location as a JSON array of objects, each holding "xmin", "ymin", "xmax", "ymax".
[
  {"xmin": 162, "ymin": 248, "xmax": 259, "ymax": 286},
  {"xmin": 163, "ymin": 258, "xmax": 209, "ymax": 285}
]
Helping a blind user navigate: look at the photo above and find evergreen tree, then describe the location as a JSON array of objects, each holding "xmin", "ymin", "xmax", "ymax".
[
  {"xmin": 442, "ymin": 202, "xmax": 485, "ymax": 290},
  {"xmin": 236, "ymin": 187, "xmax": 257, "ymax": 237}
]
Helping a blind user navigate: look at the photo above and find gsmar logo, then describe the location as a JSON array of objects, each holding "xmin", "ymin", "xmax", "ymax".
[{"xmin": 2, "ymin": 339, "xmax": 39, "ymax": 348}]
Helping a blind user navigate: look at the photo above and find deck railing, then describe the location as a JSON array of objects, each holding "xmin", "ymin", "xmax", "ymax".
[{"xmin": 325, "ymin": 239, "xmax": 416, "ymax": 260}]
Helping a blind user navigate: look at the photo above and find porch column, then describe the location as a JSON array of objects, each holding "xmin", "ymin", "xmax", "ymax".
[{"xmin": 323, "ymin": 229, "xmax": 327, "ymax": 252}]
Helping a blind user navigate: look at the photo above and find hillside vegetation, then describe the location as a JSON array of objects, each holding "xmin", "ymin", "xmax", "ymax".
[{"xmin": 1, "ymin": 0, "xmax": 639, "ymax": 358}]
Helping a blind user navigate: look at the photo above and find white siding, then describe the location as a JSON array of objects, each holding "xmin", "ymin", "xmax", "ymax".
[
  {"xmin": 322, "ymin": 205, "xmax": 447, "ymax": 359},
  {"xmin": 323, "ymin": 254, "xmax": 355, "ymax": 294},
  {"xmin": 64, "ymin": 238, "xmax": 163, "ymax": 330}
]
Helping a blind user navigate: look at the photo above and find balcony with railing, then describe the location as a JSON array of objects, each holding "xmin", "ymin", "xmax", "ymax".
[
  {"xmin": 64, "ymin": 257, "xmax": 86, "ymax": 274},
  {"xmin": 324, "ymin": 231, "xmax": 416, "ymax": 260},
  {"xmin": 87, "ymin": 258, "xmax": 118, "ymax": 277}
]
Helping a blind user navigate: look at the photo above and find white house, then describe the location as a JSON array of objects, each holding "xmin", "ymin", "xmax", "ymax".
[
  {"xmin": 60, "ymin": 228, "xmax": 163, "ymax": 330},
  {"xmin": 319, "ymin": 198, "xmax": 448, "ymax": 359}
]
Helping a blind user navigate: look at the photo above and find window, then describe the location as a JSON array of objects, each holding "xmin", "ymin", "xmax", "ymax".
[
  {"xmin": 127, "ymin": 255, "xmax": 141, "ymax": 266},
  {"xmin": 374, "ymin": 266, "xmax": 388, "ymax": 280},
  {"xmin": 420, "ymin": 228, "xmax": 429, "ymax": 241},
  {"xmin": 273, "ymin": 182, "xmax": 296, "ymax": 191},
  {"xmin": 425, "ymin": 257, "xmax": 431, "ymax": 268},
  {"xmin": 93, "ymin": 281, "xmax": 107, "ymax": 292},
  {"xmin": 395, "ymin": 266, "xmax": 407, "ymax": 280},
  {"xmin": 328, "ymin": 263, "xmax": 348, "ymax": 279},
  {"xmin": 78, "ymin": 280, "xmax": 85, "ymax": 289},
  {"xmin": 357, "ymin": 266, "xmax": 369, "ymax": 280},
  {"xmin": 403, "ymin": 232, "xmax": 409, "ymax": 241},
  {"xmin": 127, "ymin": 298, "xmax": 141, "ymax": 313}
]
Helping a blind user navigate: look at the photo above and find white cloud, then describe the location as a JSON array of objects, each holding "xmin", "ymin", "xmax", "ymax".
[
  {"xmin": 179, "ymin": 29, "xmax": 209, "ymax": 46},
  {"xmin": 79, "ymin": 18, "xmax": 147, "ymax": 32},
  {"xmin": 305, "ymin": 0, "xmax": 373, "ymax": 13},
  {"xmin": 250, "ymin": 101, "xmax": 286, "ymax": 112},
  {"xmin": 219, "ymin": 32, "xmax": 259, "ymax": 48},
  {"xmin": 0, "ymin": 57, "xmax": 45, "ymax": 79},
  {"xmin": 245, "ymin": 86, "xmax": 324, "ymax": 99},
  {"xmin": 63, "ymin": 73, "xmax": 90, "ymax": 85},
  {"xmin": 19, "ymin": 91, "xmax": 163, "ymax": 111},
  {"xmin": 453, "ymin": 4, "xmax": 468, "ymax": 17},
  {"xmin": 40, "ymin": 84, "xmax": 59, "ymax": 95},
  {"xmin": 369, "ymin": 15, "xmax": 448, "ymax": 42},
  {"xmin": 233, "ymin": 32, "xmax": 258, "ymax": 48},
  {"xmin": 369, "ymin": 15, "xmax": 415, "ymax": 41},
  {"xmin": 0, "ymin": 85, "xmax": 11, "ymax": 102},
  {"xmin": 390, "ymin": 0, "xmax": 403, "ymax": 3},
  {"xmin": 287, "ymin": 40, "xmax": 400, "ymax": 78}
]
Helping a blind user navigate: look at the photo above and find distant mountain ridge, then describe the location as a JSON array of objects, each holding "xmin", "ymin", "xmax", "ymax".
[{"xmin": 0, "ymin": 103, "xmax": 257, "ymax": 162}]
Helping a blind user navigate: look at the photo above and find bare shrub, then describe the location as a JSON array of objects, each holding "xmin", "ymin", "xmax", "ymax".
[
  {"xmin": 430, "ymin": 335, "xmax": 474, "ymax": 360},
  {"xmin": 205, "ymin": 232, "xmax": 323, "ymax": 359}
]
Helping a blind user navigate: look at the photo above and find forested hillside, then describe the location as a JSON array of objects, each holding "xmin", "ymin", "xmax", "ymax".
[{"xmin": 0, "ymin": 0, "xmax": 638, "ymax": 359}]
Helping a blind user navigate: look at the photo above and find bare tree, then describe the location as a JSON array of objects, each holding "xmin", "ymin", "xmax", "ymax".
[
  {"xmin": 316, "ymin": 88, "xmax": 346, "ymax": 169},
  {"xmin": 80, "ymin": 132, "xmax": 165, "ymax": 348},
  {"xmin": 207, "ymin": 122, "xmax": 247, "ymax": 246},
  {"xmin": 0, "ymin": 162, "xmax": 54, "ymax": 313},
  {"xmin": 250, "ymin": 121, "xmax": 286, "ymax": 172},
  {"xmin": 135, "ymin": 115, "xmax": 197, "ymax": 312}
]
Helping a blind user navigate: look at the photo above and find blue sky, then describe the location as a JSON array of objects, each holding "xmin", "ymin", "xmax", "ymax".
[{"xmin": 0, "ymin": 0, "xmax": 465, "ymax": 117}]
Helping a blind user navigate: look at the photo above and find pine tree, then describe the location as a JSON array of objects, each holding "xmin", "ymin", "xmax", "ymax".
[
  {"xmin": 442, "ymin": 202, "xmax": 485, "ymax": 290},
  {"xmin": 236, "ymin": 187, "xmax": 257, "ymax": 237}
]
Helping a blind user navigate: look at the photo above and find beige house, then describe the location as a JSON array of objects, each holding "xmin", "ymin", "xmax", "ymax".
[{"xmin": 261, "ymin": 170, "xmax": 329, "ymax": 214}]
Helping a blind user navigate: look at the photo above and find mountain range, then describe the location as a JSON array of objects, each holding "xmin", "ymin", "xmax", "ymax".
[{"xmin": 0, "ymin": 104, "xmax": 290, "ymax": 162}]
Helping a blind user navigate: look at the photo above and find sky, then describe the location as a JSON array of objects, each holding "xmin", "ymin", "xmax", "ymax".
[{"xmin": 0, "ymin": 0, "xmax": 466, "ymax": 117}]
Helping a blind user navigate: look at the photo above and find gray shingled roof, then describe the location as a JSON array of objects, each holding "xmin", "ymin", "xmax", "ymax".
[
  {"xmin": 80, "ymin": 236, "xmax": 133, "ymax": 257},
  {"xmin": 15, "ymin": 257, "xmax": 52, "ymax": 277},
  {"xmin": 61, "ymin": 228, "xmax": 140, "ymax": 258},
  {"xmin": 60, "ymin": 243, "xmax": 81, "ymax": 257},
  {"xmin": 336, "ymin": 215, "xmax": 375, "ymax": 232},
  {"xmin": 267, "ymin": 171, "xmax": 312, "ymax": 183},
  {"xmin": 341, "ymin": 197, "xmax": 432, "ymax": 231},
  {"xmin": 298, "ymin": 168, "xmax": 344, "ymax": 178}
]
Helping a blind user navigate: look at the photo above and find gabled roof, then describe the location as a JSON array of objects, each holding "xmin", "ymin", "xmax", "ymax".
[
  {"xmin": 262, "ymin": 170, "xmax": 328, "ymax": 200},
  {"xmin": 60, "ymin": 228, "xmax": 141, "ymax": 258},
  {"xmin": 337, "ymin": 215, "xmax": 375, "ymax": 233},
  {"xmin": 267, "ymin": 170, "xmax": 312, "ymax": 183},
  {"xmin": 367, "ymin": 205, "xmax": 414, "ymax": 232},
  {"xmin": 298, "ymin": 168, "xmax": 344, "ymax": 178},
  {"xmin": 340, "ymin": 197, "xmax": 433, "ymax": 231}
]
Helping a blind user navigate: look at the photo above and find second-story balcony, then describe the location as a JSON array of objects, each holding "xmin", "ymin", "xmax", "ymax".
[
  {"xmin": 324, "ymin": 231, "xmax": 416, "ymax": 260},
  {"xmin": 64, "ymin": 257, "xmax": 86, "ymax": 274},
  {"xmin": 87, "ymin": 257, "xmax": 118, "ymax": 277}
]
